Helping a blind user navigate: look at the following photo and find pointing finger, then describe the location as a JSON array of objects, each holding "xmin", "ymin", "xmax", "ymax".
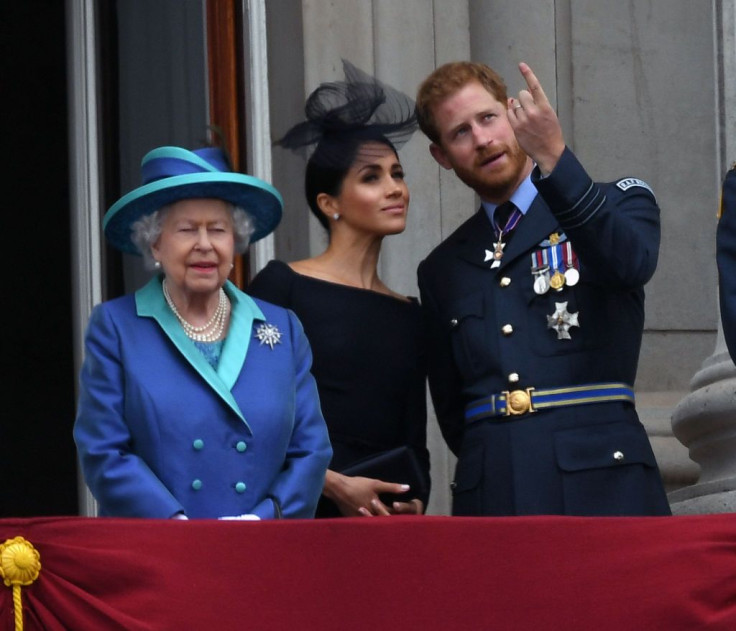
[{"xmin": 518, "ymin": 62, "xmax": 550, "ymax": 107}]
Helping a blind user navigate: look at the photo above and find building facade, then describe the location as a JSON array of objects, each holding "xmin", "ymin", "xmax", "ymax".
[{"xmin": 6, "ymin": 0, "xmax": 734, "ymax": 516}]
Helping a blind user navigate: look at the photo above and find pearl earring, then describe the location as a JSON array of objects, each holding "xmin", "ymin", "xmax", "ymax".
[
  {"xmin": 333, "ymin": 213, "xmax": 340, "ymax": 221},
  {"xmin": 154, "ymin": 261, "xmax": 161, "ymax": 269}
]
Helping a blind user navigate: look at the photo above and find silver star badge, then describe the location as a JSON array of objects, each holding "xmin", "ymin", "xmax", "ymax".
[
  {"xmin": 483, "ymin": 243, "xmax": 506, "ymax": 269},
  {"xmin": 255, "ymin": 323, "xmax": 282, "ymax": 349},
  {"xmin": 546, "ymin": 301, "xmax": 580, "ymax": 340}
]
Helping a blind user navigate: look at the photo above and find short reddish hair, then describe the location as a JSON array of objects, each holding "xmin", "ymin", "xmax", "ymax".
[{"xmin": 416, "ymin": 61, "xmax": 508, "ymax": 144}]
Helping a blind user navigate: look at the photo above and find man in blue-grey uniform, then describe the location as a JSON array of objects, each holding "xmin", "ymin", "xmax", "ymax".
[
  {"xmin": 717, "ymin": 164, "xmax": 736, "ymax": 362},
  {"xmin": 415, "ymin": 60, "xmax": 670, "ymax": 516}
]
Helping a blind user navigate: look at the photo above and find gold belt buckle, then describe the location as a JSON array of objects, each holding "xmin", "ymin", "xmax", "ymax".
[{"xmin": 503, "ymin": 388, "xmax": 536, "ymax": 416}]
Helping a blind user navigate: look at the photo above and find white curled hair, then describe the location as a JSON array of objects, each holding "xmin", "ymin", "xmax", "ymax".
[{"xmin": 131, "ymin": 203, "xmax": 255, "ymax": 270}]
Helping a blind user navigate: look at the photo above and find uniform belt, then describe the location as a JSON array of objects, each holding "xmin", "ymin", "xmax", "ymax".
[{"xmin": 464, "ymin": 382, "xmax": 635, "ymax": 422}]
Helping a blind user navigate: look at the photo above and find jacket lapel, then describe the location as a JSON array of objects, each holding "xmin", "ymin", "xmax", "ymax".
[
  {"xmin": 218, "ymin": 283, "xmax": 263, "ymax": 392},
  {"xmin": 455, "ymin": 210, "xmax": 497, "ymax": 269},
  {"xmin": 497, "ymin": 196, "xmax": 559, "ymax": 270},
  {"xmin": 135, "ymin": 277, "xmax": 261, "ymax": 429},
  {"xmin": 455, "ymin": 199, "xmax": 560, "ymax": 272}
]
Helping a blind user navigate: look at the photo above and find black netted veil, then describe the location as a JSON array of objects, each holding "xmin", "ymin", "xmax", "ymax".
[{"xmin": 275, "ymin": 59, "xmax": 418, "ymax": 168}]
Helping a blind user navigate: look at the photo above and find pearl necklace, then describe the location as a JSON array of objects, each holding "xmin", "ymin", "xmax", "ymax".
[{"xmin": 163, "ymin": 280, "xmax": 229, "ymax": 342}]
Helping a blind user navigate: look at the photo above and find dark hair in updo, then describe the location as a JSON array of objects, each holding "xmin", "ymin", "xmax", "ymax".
[{"xmin": 305, "ymin": 132, "xmax": 398, "ymax": 231}]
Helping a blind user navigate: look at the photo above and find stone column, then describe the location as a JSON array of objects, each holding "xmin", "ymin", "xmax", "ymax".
[{"xmin": 669, "ymin": 336, "xmax": 736, "ymax": 514}]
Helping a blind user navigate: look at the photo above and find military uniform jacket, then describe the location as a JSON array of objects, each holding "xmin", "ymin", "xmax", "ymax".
[
  {"xmin": 717, "ymin": 165, "xmax": 736, "ymax": 360},
  {"xmin": 418, "ymin": 148, "xmax": 670, "ymax": 516},
  {"xmin": 74, "ymin": 276, "xmax": 332, "ymax": 519}
]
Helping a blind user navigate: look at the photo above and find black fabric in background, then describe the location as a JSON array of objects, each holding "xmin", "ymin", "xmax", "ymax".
[{"xmin": 1, "ymin": 1, "xmax": 77, "ymax": 516}]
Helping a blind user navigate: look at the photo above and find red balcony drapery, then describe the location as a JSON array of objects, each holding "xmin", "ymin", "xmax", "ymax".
[{"xmin": 1, "ymin": 514, "xmax": 735, "ymax": 630}]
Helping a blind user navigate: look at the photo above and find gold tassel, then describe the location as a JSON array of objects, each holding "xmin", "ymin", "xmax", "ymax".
[{"xmin": 1, "ymin": 537, "xmax": 41, "ymax": 631}]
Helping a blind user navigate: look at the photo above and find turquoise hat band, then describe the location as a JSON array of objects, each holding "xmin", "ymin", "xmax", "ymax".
[
  {"xmin": 141, "ymin": 146, "xmax": 224, "ymax": 181},
  {"xmin": 103, "ymin": 146, "xmax": 283, "ymax": 254}
]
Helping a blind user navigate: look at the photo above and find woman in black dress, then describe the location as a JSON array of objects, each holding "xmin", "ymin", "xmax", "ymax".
[{"xmin": 248, "ymin": 61, "xmax": 429, "ymax": 517}]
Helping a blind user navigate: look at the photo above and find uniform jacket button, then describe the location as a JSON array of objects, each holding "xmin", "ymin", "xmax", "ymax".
[
  {"xmin": 508, "ymin": 372, "xmax": 520, "ymax": 384},
  {"xmin": 613, "ymin": 451, "xmax": 625, "ymax": 461},
  {"xmin": 192, "ymin": 439, "xmax": 204, "ymax": 451},
  {"xmin": 450, "ymin": 318, "xmax": 459, "ymax": 327},
  {"xmin": 500, "ymin": 277, "xmax": 511, "ymax": 287},
  {"xmin": 192, "ymin": 479, "xmax": 203, "ymax": 491},
  {"xmin": 236, "ymin": 441, "xmax": 247, "ymax": 453},
  {"xmin": 501, "ymin": 324, "xmax": 513, "ymax": 336},
  {"xmin": 235, "ymin": 482, "xmax": 247, "ymax": 494}
]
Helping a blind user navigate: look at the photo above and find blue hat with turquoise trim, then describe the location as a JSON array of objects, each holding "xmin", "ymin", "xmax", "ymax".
[{"xmin": 103, "ymin": 146, "xmax": 283, "ymax": 254}]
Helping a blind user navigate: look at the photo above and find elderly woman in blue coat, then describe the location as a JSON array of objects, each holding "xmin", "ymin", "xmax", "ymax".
[{"xmin": 74, "ymin": 146, "xmax": 332, "ymax": 520}]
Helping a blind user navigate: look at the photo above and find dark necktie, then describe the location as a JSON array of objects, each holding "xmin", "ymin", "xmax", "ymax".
[
  {"xmin": 494, "ymin": 201, "xmax": 516, "ymax": 233},
  {"xmin": 490, "ymin": 202, "xmax": 521, "ymax": 265},
  {"xmin": 494, "ymin": 201, "xmax": 522, "ymax": 237}
]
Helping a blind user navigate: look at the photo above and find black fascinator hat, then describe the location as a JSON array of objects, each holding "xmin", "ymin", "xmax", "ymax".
[{"xmin": 276, "ymin": 59, "xmax": 418, "ymax": 168}]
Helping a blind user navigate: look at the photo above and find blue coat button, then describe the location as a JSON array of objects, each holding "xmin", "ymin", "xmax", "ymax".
[
  {"xmin": 235, "ymin": 482, "xmax": 246, "ymax": 493},
  {"xmin": 236, "ymin": 441, "xmax": 247, "ymax": 453},
  {"xmin": 192, "ymin": 479, "xmax": 203, "ymax": 491},
  {"xmin": 193, "ymin": 439, "xmax": 204, "ymax": 450}
]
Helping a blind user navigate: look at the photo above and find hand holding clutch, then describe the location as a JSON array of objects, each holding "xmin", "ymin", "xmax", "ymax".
[
  {"xmin": 340, "ymin": 446, "xmax": 426, "ymax": 514},
  {"xmin": 340, "ymin": 446, "xmax": 428, "ymax": 508}
]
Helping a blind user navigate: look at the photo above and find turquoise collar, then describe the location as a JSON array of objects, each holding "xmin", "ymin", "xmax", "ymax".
[{"xmin": 135, "ymin": 276, "xmax": 265, "ymax": 428}]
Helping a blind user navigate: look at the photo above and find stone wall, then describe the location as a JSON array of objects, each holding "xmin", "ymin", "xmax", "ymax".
[{"xmin": 264, "ymin": 0, "xmax": 728, "ymax": 514}]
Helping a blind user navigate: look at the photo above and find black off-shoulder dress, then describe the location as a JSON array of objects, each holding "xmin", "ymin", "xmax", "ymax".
[{"xmin": 248, "ymin": 260, "xmax": 430, "ymax": 516}]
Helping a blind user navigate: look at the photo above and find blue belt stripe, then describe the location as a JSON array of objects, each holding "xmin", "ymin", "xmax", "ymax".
[{"xmin": 464, "ymin": 382, "xmax": 635, "ymax": 421}]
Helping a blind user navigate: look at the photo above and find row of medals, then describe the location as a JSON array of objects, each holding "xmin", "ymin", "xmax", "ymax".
[
  {"xmin": 490, "ymin": 228, "xmax": 580, "ymax": 294},
  {"xmin": 531, "ymin": 232, "xmax": 579, "ymax": 295},
  {"xmin": 532, "ymin": 263, "xmax": 579, "ymax": 295}
]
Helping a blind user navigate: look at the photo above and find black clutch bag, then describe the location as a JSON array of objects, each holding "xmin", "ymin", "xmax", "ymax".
[{"xmin": 340, "ymin": 446, "xmax": 427, "ymax": 506}]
